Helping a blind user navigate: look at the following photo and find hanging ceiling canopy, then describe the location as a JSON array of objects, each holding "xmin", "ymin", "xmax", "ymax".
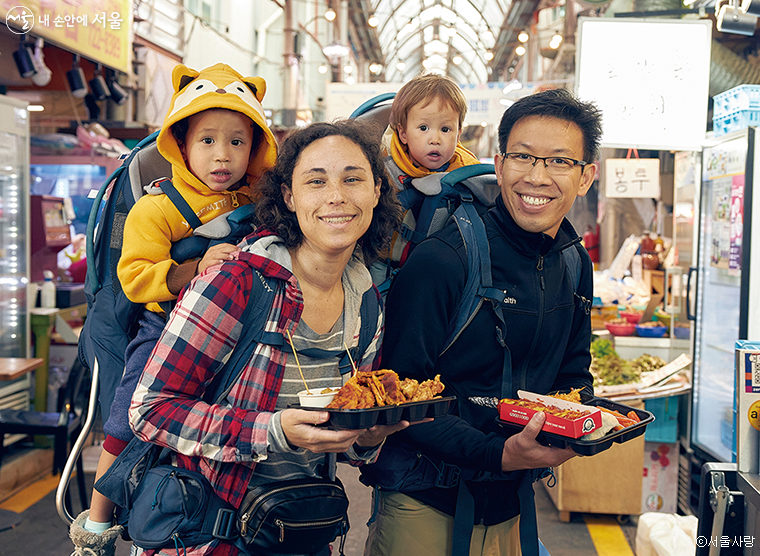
[
  {"xmin": 345, "ymin": 0, "xmax": 759, "ymax": 86},
  {"xmin": 351, "ymin": 0, "xmax": 516, "ymax": 83}
]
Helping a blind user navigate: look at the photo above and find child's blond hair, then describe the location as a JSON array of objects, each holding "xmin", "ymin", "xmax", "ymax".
[{"xmin": 389, "ymin": 73, "xmax": 468, "ymax": 132}]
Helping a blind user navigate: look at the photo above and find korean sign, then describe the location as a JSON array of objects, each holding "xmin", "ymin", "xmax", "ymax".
[
  {"xmin": 604, "ymin": 158, "xmax": 661, "ymax": 199},
  {"xmin": 3, "ymin": 0, "xmax": 131, "ymax": 74}
]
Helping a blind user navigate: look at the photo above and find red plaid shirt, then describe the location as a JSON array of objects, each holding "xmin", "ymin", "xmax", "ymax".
[{"xmin": 130, "ymin": 230, "xmax": 382, "ymax": 555}]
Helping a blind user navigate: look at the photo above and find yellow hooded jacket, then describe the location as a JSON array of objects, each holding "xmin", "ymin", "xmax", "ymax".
[{"xmin": 117, "ymin": 63, "xmax": 277, "ymax": 314}]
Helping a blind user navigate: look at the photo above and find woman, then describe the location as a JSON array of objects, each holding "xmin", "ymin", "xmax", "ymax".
[{"xmin": 128, "ymin": 120, "xmax": 403, "ymax": 556}]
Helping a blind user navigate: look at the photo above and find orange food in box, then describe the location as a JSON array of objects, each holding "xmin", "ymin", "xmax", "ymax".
[{"xmin": 498, "ymin": 390, "xmax": 602, "ymax": 439}]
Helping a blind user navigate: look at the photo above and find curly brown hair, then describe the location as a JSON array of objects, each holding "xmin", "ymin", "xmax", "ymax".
[{"xmin": 255, "ymin": 120, "xmax": 402, "ymax": 265}]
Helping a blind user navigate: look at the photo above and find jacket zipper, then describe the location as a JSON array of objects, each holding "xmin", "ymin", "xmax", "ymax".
[
  {"xmin": 519, "ymin": 254, "xmax": 545, "ymax": 391},
  {"xmin": 274, "ymin": 516, "xmax": 345, "ymax": 543}
]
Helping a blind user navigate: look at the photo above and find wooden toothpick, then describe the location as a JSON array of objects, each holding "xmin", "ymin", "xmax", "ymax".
[
  {"xmin": 344, "ymin": 342, "xmax": 358, "ymax": 376},
  {"xmin": 287, "ymin": 329, "xmax": 310, "ymax": 394}
]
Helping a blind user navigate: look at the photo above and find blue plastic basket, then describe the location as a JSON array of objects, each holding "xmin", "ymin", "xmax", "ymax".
[
  {"xmin": 635, "ymin": 324, "xmax": 668, "ymax": 338},
  {"xmin": 713, "ymin": 85, "xmax": 760, "ymax": 119},
  {"xmin": 713, "ymin": 109, "xmax": 760, "ymax": 137}
]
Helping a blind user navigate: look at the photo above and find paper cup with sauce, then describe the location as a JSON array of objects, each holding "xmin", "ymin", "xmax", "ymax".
[{"xmin": 298, "ymin": 387, "xmax": 340, "ymax": 408}]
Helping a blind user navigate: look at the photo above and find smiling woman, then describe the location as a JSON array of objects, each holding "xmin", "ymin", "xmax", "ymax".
[{"xmin": 125, "ymin": 119, "xmax": 404, "ymax": 556}]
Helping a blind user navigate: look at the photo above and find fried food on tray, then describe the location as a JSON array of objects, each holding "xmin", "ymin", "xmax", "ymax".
[
  {"xmin": 548, "ymin": 387, "xmax": 583, "ymax": 404},
  {"xmin": 327, "ymin": 370, "xmax": 445, "ymax": 409},
  {"xmin": 499, "ymin": 398, "xmax": 592, "ymax": 420},
  {"xmin": 597, "ymin": 406, "xmax": 640, "ymax": 430}
]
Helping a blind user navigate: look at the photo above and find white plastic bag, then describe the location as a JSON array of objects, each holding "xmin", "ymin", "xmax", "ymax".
[{"xmin": 635, "ymin": 512, "xmax": 698, "ymax": 556}]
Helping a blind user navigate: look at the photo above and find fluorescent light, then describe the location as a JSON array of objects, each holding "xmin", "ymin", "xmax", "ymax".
[{"xmin": 27, "ymin": 104, "xmax": 44, "ymax": 111}]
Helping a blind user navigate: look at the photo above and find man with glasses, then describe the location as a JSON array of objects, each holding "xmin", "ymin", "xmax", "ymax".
[{"xmin": 363, "ymin": 89, "xmax": 602, "ymax": 556}]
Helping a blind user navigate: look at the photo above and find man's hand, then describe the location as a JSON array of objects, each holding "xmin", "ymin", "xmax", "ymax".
[
  {"xmin": 198, "ymin": 243, "xmax": 240, "ymax": 274},
  {"xmin": 501, "ymin": 412, "xmax": 577, "ymax": 472}
]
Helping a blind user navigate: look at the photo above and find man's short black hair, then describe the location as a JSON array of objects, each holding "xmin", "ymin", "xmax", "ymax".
[{"xmin": 498, "ymin": 88, "xmax": 603, "ymax": 163}]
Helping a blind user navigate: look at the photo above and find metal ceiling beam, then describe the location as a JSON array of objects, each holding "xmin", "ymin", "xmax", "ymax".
[
  {"xmin": 490, "ymin": 0, "xmax": 541, "ymax": 77},
  {"xmin": 348, "ymin": 0, "xmax": 385, "ymax": 62}
]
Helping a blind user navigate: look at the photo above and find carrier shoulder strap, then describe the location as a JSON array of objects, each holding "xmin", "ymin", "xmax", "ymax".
[
  {"xmin": 209, "ymin": 271, "xmax": 381, "ymax": 400},
  {"xmin": 158, "ymin": 179, "xmax": 203, "ymax": 230}
]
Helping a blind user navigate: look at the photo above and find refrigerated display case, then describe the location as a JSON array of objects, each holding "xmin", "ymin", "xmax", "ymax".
[
  {"xmin": 690, "ymin": 127, "xmax": 760, "ymax": 463},
  {"xmin": 0, "ymin": 95, "xmax": 32, "ymax": 418}
]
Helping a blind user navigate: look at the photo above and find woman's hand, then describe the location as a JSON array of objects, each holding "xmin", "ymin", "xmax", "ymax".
[
  {"xmin": 198, "ymin": 243, "xmax": 240, "ymax": 274},
  {"xmin": 281, "ymin": 408, "xmax": 366, "ymax": 453},
  {"xmin": 501, "ymin": 412, "xmax": 577, "ymax": 472}
]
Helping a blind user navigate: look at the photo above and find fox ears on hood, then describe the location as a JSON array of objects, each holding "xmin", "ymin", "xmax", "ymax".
[{"xmin": 171, "ymin": 64, "xmax": 267, "ymax": 104}]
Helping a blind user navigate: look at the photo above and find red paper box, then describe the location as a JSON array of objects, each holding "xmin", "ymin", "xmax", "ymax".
[{"xmin": 498, "ymin": 390, "xmax": 602, "ymax": 439}]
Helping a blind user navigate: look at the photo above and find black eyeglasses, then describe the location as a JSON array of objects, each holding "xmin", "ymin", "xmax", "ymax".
[{"xmin": 502, "ymin": 152, "xmax": 588, "ymax": 176}]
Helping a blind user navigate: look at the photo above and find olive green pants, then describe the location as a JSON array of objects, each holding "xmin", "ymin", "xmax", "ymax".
[{"xmin": 364, "ymin": 490, "xmax": 522, "ymax": 556}]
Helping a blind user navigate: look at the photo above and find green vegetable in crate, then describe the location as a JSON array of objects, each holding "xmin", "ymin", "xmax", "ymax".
[
  {"xmin": 590, "ymin": 338, "xmax": 619, "ymax": 359},
  {"xmin": 591, "ymin": 353, "xmax": 641, "ymax": 386},
  {"xmin": 631, "ymin": 354, "xmax": 667, "ymax": 374}
]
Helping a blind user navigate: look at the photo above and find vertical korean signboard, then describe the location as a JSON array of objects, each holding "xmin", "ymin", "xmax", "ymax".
[{"xmin": 2, "ymin": 0, "xmax": 131, "ymax": 74}]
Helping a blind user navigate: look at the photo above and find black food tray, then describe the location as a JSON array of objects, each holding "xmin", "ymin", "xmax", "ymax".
[
  {"xmin": 292, "ymin": 396, "xmax": 457, "ymax": 430},
  {"xmin": 495, "ymin": 396, "xmax": 654, "ymax": 456}
]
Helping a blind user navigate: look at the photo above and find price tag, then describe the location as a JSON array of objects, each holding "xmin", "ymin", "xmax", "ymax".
[{"xmin": 605, "ymin": 158, "xmax": 661, "ymax": 198}]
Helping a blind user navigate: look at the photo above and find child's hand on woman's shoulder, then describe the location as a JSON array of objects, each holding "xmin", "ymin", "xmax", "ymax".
[{"xmin": 198, "ymin": 242, "xmax": 240, "ymax": 274}]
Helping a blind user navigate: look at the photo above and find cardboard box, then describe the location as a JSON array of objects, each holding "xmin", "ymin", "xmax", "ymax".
[
  {"xmin": 498, "ymin": 390, "xmax": 602, "ymax": 439},
  {"xmin": 735, "ymin": 340, "xmax": 760, "ymax": 473},
  {"xmin": 543, "ymin": 433, "xmax": 645, "ymax": 520},
  {"xmin": 641, "ymin": 441, "xmax": 679, "ymax": 513}
]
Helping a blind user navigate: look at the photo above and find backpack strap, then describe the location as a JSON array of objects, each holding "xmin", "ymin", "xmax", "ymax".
[
  {"xmin": 561, "ymin": 242, "xmax": 581, "ymax": 292},
  {"xmin": 445, "ymin": 202, "xmax": 544, "ymax": 556},
  {"xmin": 158, "ymin": 179, "xmax": 203, "ymax": 230},
  {"xmin": 205, "ymin": 271, "xmax": 277, "ymax": 401},
  {"xmin": 444, "ymin": 201, "xmax": 514, "ymax": 398},
  {"xmin": 561, "ymin": 242, "xmax": 592, "ymax": 315}
]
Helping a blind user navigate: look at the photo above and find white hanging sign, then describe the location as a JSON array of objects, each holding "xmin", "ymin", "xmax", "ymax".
[
  {"xmin": 576, "ymin": 18, "xmax": 712, "ymax": 151},
  {"xmin": 605, "ymin": 158, "xmax": 661, "ymax": 199}
]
